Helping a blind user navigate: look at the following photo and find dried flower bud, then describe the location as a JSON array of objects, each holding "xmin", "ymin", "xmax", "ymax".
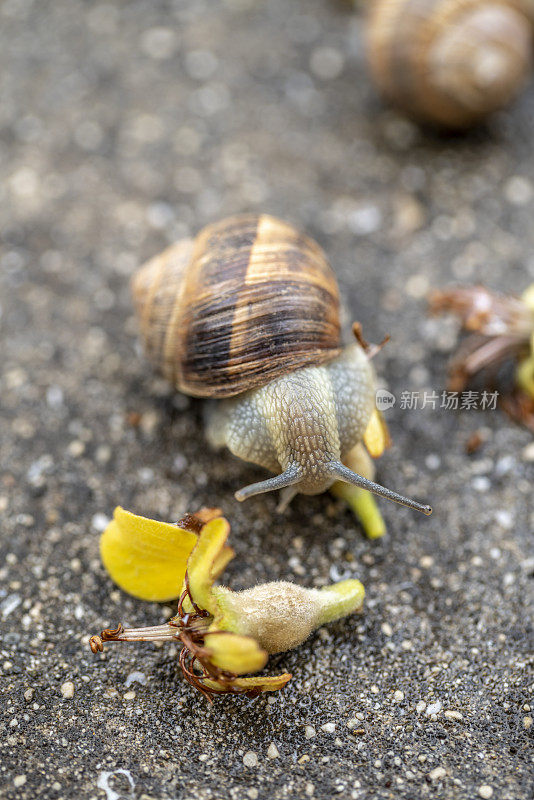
[
  {"xmin": 91, "ymin": 509, "xmax": 365, "ymax": 700},
  {"xmin": 429, "ymin": 283, "xmax": 534, "ymax": 430}
]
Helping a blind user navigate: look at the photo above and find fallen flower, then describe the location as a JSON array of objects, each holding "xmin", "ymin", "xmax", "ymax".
[
  {"xmin": 91, "ymin": 508, "xmax": 365, "ymax": 701},
  {"xmin": 428, "ymin": 284, "xmax": 534, "ymax": 430}
]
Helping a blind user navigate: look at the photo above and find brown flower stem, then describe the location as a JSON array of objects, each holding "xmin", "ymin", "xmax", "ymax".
[{"xmin": 89, "ymin": 580, "xmax": 261, "ymax": 702}]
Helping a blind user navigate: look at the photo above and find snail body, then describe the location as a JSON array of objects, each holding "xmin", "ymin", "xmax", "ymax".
[
  {"xmin": 366, "ymin": 0, "xmax": 534, "ymax": 128},
  {"xmin": 132, "ymin": 214, "xmax": 431, "ymax": 515}
]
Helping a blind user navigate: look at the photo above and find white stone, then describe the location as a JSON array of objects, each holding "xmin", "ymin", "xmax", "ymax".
[
  {"xmin": 478, "ymin": 786, "xmax": 493, "ymax": 799},
  {"xmin": 91, "ymin": 513, "xmax": 109, "ymax": 533},
  {"xmin": 428, "ymin": 767, "xmax": 446, "ymax": 782},
  {"xmin": 309, "ymin": 47, "xmax": 344, "ymax": 80},
  {"xmin": 444, "ymin": 710, "xmax": 463, "ymax": 722},
  {"xmin": 125, "ymin": 671, "xmax": 146, "ymax": 687},
  {"xmin": 267, "ymin": 743, "xmax": 279, "ymax": 759},
  {"xmin": 321, "ymin": 722, "xmax": 336, "ymax": 733},
  {"xmin": 140, "ymin": 27, "xmax": 177, "ymax": 60},
  {"xmin": 60, "ymin": 681, "xmax": 74, "ymax": 699},
  {"xmin": 504, "ymin": 176, "xmax": 533, "ymax": 205},
  {"xmin": 243, "ymin": 751, "xmax": 258, "ymax": 768}
]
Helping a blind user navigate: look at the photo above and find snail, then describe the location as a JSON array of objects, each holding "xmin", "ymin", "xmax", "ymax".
[
  {"xmin": 131, "ymin": 213, "xmax": 431, "ymax": 517},
  {"xmin": 365, "ymin": 0, "xmax": 534, "ymax": 128}
]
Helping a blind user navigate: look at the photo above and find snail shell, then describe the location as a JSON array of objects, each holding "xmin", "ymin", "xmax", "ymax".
[
  {"xmin": 366, "ymin": 0, "xmax": 533, "ymax": 128},
  {"xmin": 131, "ymin": 214, "xmax": 341, "ymax": 398}
]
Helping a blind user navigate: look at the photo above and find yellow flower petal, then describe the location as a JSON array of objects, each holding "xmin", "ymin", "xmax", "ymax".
[
  {"xmin": 210, "ymin": 541, "xmax": 235, "ymax": 581},
  {"xmin": 363, "ymin": 408, "xmax": 391, "ymax": 458},
  {"xmin": 185, "ymin": 517, "xmax": 231, "ymax": 615},
  {"xmin": 516, "ymin": 353, "xmax": 534, "ymax": 399},
  {"xmin": 521, "ymin": 283, "xmax": 534, "ymax": 312},
  {"xmin": 100, "ymin": 507, "xmax": 197, "ymax": 602},
  {"xmin": 204, "ymin": 631, "xmax": 267, "ymax": 675},
  {"xmin": 202, "ymin": 673, "xmax": 292, "ymax": 695}
]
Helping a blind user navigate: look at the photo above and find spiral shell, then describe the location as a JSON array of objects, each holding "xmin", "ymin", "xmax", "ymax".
[
  {"xmin": 366, "ymin": 0, "xmax": 533, "ymax": 128},
  {"xmin": 131, "ymin": 214, "xmax": 341, "ymax": 398}
]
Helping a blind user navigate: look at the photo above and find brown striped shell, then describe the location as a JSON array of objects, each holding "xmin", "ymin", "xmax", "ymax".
[
  {"xmin": 131, "ymin": 214, "xmax": 341, "ymax": 398},
  {"xmin": 366, "ymin": 0, "xmax": 533, "ymax": 128}
]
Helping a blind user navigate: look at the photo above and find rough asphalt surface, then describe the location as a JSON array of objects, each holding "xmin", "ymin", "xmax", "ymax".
[{"xmin": 1, "ymin": 1, "xmax": 533, "ymax": 798}]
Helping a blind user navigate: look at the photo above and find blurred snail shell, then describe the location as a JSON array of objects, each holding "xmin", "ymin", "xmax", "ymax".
[
  {"xmin": 132, "ymin": 214, "xmax": 431, "ymax": 516},
  {"xmin": 366, "ymin": 0, "xmax": 534, "ymax": 128}
]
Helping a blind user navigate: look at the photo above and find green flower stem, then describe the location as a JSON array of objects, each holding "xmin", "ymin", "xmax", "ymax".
[
  {"xmin": 315, "ymin": 580, "xmax": 365, "ymax": 625},
  {"xmin": 331, "ymin": 482, "xmax": 386, "ymax": 539}
]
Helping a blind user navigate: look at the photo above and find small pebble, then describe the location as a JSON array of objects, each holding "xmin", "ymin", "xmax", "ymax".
[
  {"xmin": 393, "ymin": 690, "xmax": 404, "ymax": 702},
  {"xmin": 140, "ymin": 27, "xmax": 177, "ymax": 60},
  {"xmin": 425, "ymin": 453, "xmax": 441, "ymax": 471},
  {"xmin": 305, "ymin": 725, "xmax": 316, "ymax": 739},
  {"xmin": 13, "ymin": 776, "xmax": 26, "ymax": 788},
  {"xmin": 478, "ymin": 786, "xmax": 493, "ymax": 799},
  {"xmin": 92, "ymin": 513, "xmax": 110, "ymax": 533},
  {"xmin": 267, "ymin": 743, "xmax": 279, "ymax": 759},
  {"xmin": 309, "ymin": 46, "xmax": 344, "ymax": 80},
  {"xmin": 444, "ymin": 710, "xmax": 463, "ymax": 722},
  {"xmin": 321, "ymin": 722, "xmax": 336, "ymax": 733},
  {"xmin": 125, "ymin": 671, "xmax": 146, "ymax": 687},
  {"xmin": 428, "ymin": 767, "xmax": 446, "ymax": 782},
  {"xmin": 1, "ymin": 594, "xmax": 21, "ymax": 618},
  {"xmin": 23, "ymin": 688, "xmax": 34, "ymax": 702},
  {"xmin": 243, "ymin": 751, "xmax": 258, "ymax": 768},
  {"xmin": 60, "ymin": 681, "xmax": 74, "ymax": 699},
  {"xmin": 67, "ymin": 440, "xmax": 85, "ymax": 457},
  {"xmin": 504, "ymin": 175, "xmax": 533, "ymax": 205},
  {"xmin": 494, "ymin": 510, "xmax": 513, "ymax": 529},
  {"xmin": 426, "ymin": 701, "xmax": 442, "ymax": 716},
  {"xmin": 472, "ymin": 476, "xmax": 490, "ymax": 493}
]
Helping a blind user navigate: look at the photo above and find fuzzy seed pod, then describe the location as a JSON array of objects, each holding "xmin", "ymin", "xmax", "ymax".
[{"xmin": 216, "ymin": 580, "xmax": 364, "ymax": 654}]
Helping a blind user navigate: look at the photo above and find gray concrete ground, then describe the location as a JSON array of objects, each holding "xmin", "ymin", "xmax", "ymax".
[{"xmin": 0, "ymin": 1, "xmax": 533, "ymax": 798}]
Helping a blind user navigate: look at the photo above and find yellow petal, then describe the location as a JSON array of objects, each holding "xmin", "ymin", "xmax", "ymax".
[
  {"xmin": 363, "ymin": 408, "xmax": 391, "ymax": 458},
  {"xmin": 202, "ymin": 673, "xmax": 292, "ymax": 695},
  {"xmin": 186, "ymin": 517, "xmax": 231, "ymax": 615},
  {"xmin": 210, "ymin": 542, "xmax": 235, "ymax": 581},
  {"xmin": 204, "ymin": 631, "xmax": 267, "ymax": 675},
  {"xmin": 100, "ymin": 507, "xmax": 197, "ymax": 602},
  {"xmin": 516, "ymin": 353, "xmax": 534, "ymax": 399},
  {"xmin": 521, "ymin": 283, "xmax": 534, "ymax": 312}
]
